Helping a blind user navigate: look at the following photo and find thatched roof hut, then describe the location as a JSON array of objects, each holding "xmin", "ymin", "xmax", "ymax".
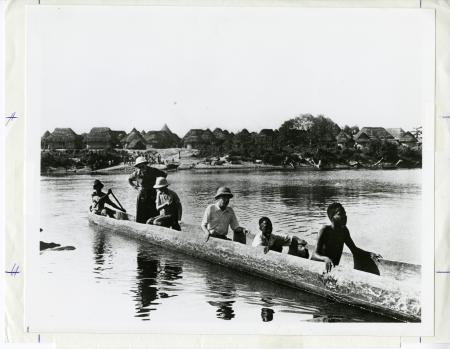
[
  {"xmin": 183, "ymin": 129, "xmax": 204, "ymax": 149},
  {"xmin": 161, "ymin": 124, "xmax": 181, "ymax": 146},
  {"xmin": 144, "ymin": 131, "xmax": 170, "ymax": 148},
  {"xmin": 386, "ymin": 128, "xmax": 417, "ymax": 147},
  {"xmin": 87, "ymin": 127, "xmax": 114, "ymax": 149},
  {"xmin": 213, "ymin": 128, "xmax": 228, "ymax": 141},
  {"xmin": 201, "ymin": 129, "xmax": 216, "ymax": 144},
  {"xmin": 161, "ymin": 124, "xmax": 172, "ymax": 134},
  {"xmin": 255, "ymin": 129, "xmax": 276, "ymax": 148},
  {"xmin": 47, "ymin": 128, "xmax": 81, "ymax": 149},
  {"xmin": 125, "ymin": 128, "xmax": 147, "ymax": 149},
  {"xmin": 235, "ymin": 128, "xmax": 252, "ymax": 145},
  {"xmin": 354, "ymin": 127, "xmax": 394, "ymax": 142},
  {"xmin": 336, "ymin": 130, "xmax": 352, "ymax": 142},
  {"xmin": 41, "ymin": 130, "xmax": 51, "ymax": 149}
]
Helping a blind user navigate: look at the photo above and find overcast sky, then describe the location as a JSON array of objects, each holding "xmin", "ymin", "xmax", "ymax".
[{"xmin": 29, "ymin": 6, "xmax": 434, "ymax": 137}]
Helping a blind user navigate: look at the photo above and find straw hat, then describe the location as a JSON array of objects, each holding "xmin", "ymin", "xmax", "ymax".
[
  {"xmin": 134, "ymin": 156, "xmax": 148, "ymax": 167},
  {"xmin": 153, "ymin": 177, "xmax": 169, "ymax": 189},
  {"xmin": 93, "ymin": 179, "xmax": 104, "ymax": 189},
  {"xmin": 214, "ymin": 186, "xmax": 233, "ymax": 199}
]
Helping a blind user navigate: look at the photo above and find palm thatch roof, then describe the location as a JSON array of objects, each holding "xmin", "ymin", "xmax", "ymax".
[
  {"xmin": 161, "ymin": 124, "xmax": 172, "ymax": 134},
  {"xmin": 336, "ymin": 130, "xmax": 352, "ymax": 143},
  {"xmin": 160, "ymin": 124, "xmax": 181, "ymax": 144},
  {"xmin": 87, "ymin": 127, "xmax": 113, "ymax": 142},
  {"xmin": 259, "ymin": 129, "xmax": 275, "ymax": 137},
  {"xmin": 237, "ymin": 128, "xmax": 250, "ymax": 137},
  {"xmin": 127, "ymin": 138, "xmax": 147, "ymax": 149},
  {"xmin": 386, "ymin": 128, "xmax": 404, "ymax": 140},
  {"xmin": 201, "ymin": 129, "xmax": 216, "ymax": 143},
  {"xmin": 213, "ymin": 128, "xmax": 227, "ymax": 140},
  {"xmin": 42, "ymin": 130, "xmax": 51, "ymax": 139},
  {"xmin": 47, "ymin": 128, "xmax": 79, "ymax": 142},
  {"xmin": 354, "ymin": 127, "xmax": 394, "ymax": 142},
  {"xmin": 398, "ymin": 131, "xmax": 417, "ymax": 143},
  {"xmin": 183, "ymin": 129, "xmax": 204, "ymax": 144},
  {"xmin": 144, "ymin": 131, "xmax": 170, "ymax": 147},
  {"xmin": 126, "ymin": 128, "xmax": 146, "ymax": 144}
]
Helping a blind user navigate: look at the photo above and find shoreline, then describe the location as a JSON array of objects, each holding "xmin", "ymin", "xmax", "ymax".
[{"xmin": 41, "ymin": 162, "xmax": 420, "ymax": 176}]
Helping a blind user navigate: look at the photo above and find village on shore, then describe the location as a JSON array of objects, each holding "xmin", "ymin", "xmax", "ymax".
[{"xmin": 40, "ymin": 114, "xmax": 422, "ymax": 174}]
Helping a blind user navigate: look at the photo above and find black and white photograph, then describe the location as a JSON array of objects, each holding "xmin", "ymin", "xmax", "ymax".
[{"xmin": 25, "ymin": 5, "xmax": 434, "ymax": 335}]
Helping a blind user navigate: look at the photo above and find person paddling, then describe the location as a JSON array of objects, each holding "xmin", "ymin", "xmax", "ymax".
[
  {"xmin": 201, "ymin": 187, "xmax": 249, "ymax": 243},
  {"xmin": 128, "ymin": 156, "xmax": 167, "ymax": 223},
  {"xmin": 311, "ymin": 202, "xmax": 382, "ymax": 274},
  {"xmin": 147, "ymin": 177, "xmax": 182, "ymax": 231},
  {"xmin": 90, "ymin": 179, "xmax": 125, "ymax": 218}
]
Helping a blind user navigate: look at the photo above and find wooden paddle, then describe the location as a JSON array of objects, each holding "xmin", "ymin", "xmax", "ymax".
[{"xmin": 110, "ymin": 190, "xmax": 126, "ymax": 212}]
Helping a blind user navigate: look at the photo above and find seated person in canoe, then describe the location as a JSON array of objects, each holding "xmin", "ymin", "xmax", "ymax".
[
  {"xmin": 252, "ymin": 216, "xmax": 309, "ymax": 258},
  {"xmin": 90, "ymin": 179, "xmax": 125, "ymax": 218},
  {"xmin": 311, "ymin": 202, "xmax": 382, "ymax": 274},
  {"xmin": 201, "ymin": 187, "xmax": 249, "ymax": 243},
  {"xmin": 146, "ymin": 177, "xmax": 182, "ymax": 231}
]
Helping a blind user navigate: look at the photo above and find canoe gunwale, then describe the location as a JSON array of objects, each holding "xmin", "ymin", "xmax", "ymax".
[{"xmin": 88, "ymin": 212, "xmax": 421, "ymax": 322}]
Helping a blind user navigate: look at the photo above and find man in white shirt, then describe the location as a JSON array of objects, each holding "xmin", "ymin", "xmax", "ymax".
[{"xmin": 201, "ymin": 187, "xmax": 248, "ymax": 243}]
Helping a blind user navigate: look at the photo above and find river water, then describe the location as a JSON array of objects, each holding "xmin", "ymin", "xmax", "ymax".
[{"xmin": 36, "ymin": 169, "xmax": 421, "ymax": 330}]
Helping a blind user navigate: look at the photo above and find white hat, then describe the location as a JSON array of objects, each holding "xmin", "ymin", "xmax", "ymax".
[
  {"xmin": 134, "ymin": 156, "xmax": 148, "ymax": 167},
  {"xmin": 153, "ymin": 177, "xmax": 169, "ymax": 188}
]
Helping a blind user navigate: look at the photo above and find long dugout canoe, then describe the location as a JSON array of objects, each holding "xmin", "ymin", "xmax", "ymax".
[{"xmin": 88, "ymin": 212, "xmax": 421, "ymax": 322}]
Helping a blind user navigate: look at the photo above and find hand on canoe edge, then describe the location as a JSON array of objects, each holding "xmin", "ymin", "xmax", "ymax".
[
  {"xmin": 324, "ymin": 257, "xmax": 334, "ymax": 273},
  {"xmin": 370, "ymin": 252, "xmax": 383, "ymax": 263}
]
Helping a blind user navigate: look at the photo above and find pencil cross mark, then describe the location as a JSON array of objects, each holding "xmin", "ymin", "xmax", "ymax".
[
  {"xmin": 5, "ymin": 263, "xmax": 20, "ymax": 277},
  {"xmin": 5, "ymin": 112, "xmax": 18, "ymax": 126}
]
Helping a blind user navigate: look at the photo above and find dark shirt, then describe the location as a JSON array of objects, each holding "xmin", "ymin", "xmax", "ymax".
[{"xmin": 129, "ymin": 166, "xmax": 167, "ymax": 191}]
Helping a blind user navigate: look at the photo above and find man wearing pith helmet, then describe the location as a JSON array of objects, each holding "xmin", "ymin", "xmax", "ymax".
[
  {"xmin": 147, "ymin": 177, "xmax": 182, "ymax": 231},
  {"xmin": 128, "ymin": 156, "xmax": 167, "ymax": 223},
  {"xmin": 201, "ymin": 186, "xmax": 249, "ymax": 243}
]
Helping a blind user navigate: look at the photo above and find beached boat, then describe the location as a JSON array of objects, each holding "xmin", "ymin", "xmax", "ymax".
[{"xmin": 88, "ymin": 211, "xmax": 421, "ymax": 322}]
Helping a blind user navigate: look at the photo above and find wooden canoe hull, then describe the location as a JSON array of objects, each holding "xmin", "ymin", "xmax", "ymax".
[{"xmin": 88, "ymin": 212, "xmax": 421, "ymax": 322}]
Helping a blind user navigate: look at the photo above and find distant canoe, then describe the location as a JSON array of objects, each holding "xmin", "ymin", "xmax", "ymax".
[
  {"xmin": 88, "ymin": 211, "xmax": 421, "ymax": 322},
  {"xmin": 164, "ymin": 163, "xmax": 180, "ymax": 171}
]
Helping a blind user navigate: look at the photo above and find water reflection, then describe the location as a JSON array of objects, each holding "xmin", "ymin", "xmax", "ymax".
[
  {"xmin": 134, "ymin": 248, "xmax": 160, "ymax": 320},
  {"xmin": 132, "ymin": 247, "xmax": 183, "ymax": 321},
  {"xmin": 40, "ymin": 170, "xmax": 419, "ymax": 328},
  {"xmin": 92, "ymin": 230, "xmax": 113, "ymax": 273},
  {"xmin": 261, "ymin": 308, "xmax": 275, "ymax": 322},
  {"xmin": 204, "ymin": 270, "xmax": 237, "ymax": 321}
]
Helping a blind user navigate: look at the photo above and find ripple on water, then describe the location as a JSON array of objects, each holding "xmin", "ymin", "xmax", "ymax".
[{"xmin": 38, "ymin": 170, "xmax": 420, "ymax": 328}]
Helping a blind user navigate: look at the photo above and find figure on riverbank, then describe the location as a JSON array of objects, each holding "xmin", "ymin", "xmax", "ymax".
[
  {"xmin": 252, "ymin": 216, "xmax": 309, "ymax": 258},
  {"xmin": 128, "ymin": 156, "xmax": 167, "ymax": 223},
  {"xmin": 201, "ymin": 187, "xmax": 249, "ymax": 243},
  {"xmin": 90, "ymin": 179, "xmax": 125, "ymax": 217},
  {"xmin": 311, "ymin": 203, "xmax": 382, "ymax": 274},
  {"xmin": 146, "ymin": 177, "xmax": 182, "ymax": 231}
]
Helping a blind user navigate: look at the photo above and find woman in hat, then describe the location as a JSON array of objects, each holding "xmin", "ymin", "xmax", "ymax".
[
  {"xmin": 201, "ymin": 186, "xmax": 249, "ymax": 243},
  {"xmin": 90, "ymin": 179, "xmax": 124, "ymax": 217},
  {"xmin": 147, "ymin": 177, "xmax": 182, "ymax": 231},
  {"xmin": 128, "ymin": 156, "xmax": 167, "ymax": 223}
]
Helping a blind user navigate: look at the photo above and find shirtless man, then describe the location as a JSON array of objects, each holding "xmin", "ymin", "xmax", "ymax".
[{"xmin": 311, "ymin": 203, "xmax": 382, "ymax": 273}]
